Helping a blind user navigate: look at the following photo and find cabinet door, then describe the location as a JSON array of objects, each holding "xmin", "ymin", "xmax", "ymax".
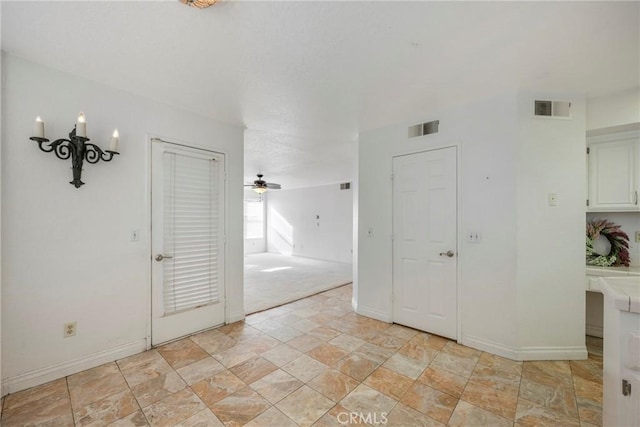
[{"xmin": 588, "ymin": 132, "xmax": 639, "ymax": 211}]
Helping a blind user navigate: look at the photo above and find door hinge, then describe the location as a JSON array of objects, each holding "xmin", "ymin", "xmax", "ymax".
[
  {"xmin": 622, "ymin": 379, "xmax": 632, "ymax": 396},
  {"xmin": 586, "ymin": 147, "xmax": 590, "ymax": 155},
  {"xmin": 586, "ymin": 199, "xmax": 589, "ymax": 207},
  {"xmin": 390, "ymin": 173, "xmax": 394, "ymax": 181}
]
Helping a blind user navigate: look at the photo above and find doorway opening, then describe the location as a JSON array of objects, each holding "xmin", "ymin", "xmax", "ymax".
[{"xmin": 243, "ymin": 184, "xmax": 353, "ymax": 315}]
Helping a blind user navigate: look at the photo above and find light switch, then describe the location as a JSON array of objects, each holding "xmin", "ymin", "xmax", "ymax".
[{"xmin": 548, "ymin": 193, "xmax": 558, "ymax": 206}]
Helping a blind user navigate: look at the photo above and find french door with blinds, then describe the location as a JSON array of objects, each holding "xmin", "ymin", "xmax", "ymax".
[{"xmin": 151, "ymin": 139, "xmax": 225, "ymax": 345}]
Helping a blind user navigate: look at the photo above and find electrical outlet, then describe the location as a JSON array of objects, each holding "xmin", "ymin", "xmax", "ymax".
[
  {"xmin": 64, "ymin": 322, "xmax": 77, "ymax": 338},
  {"xmin": 636, "ymin": 231, "xmax": 640, "ymax": 243},
  {"xmin": 467, "ymin": 232, "xmax": 482, "ymax": 243},
  {"xmin": 130, "ymin": 229, "xmax": 139, "ymax": 242}
]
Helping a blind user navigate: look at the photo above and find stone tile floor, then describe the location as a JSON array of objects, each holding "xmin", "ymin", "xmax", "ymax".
[{"xmin": 0, "ymin": 285, "xmax": 603, "ymax": 426}]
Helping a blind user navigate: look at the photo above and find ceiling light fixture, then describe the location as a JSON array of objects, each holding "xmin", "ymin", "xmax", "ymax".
[
  {"xmin": 253, "ymin": 186, "xmax": 267, "ymax": 194},
  {"xmin": 244, "ymin": 174, "xmax": 281, "ymax": 194},
  {"xmin": 180, "ymin": 0, "xmax": 218, "ymax": 8}
]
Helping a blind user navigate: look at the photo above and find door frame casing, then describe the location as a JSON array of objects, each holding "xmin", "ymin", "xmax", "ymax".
[
  {"xmin": 146, "ymin": 134, "xmax": 230, "ymax": 348},
  {"xmin": 391, "ymin": 141, "xmax": 463, "ymax": 342}
]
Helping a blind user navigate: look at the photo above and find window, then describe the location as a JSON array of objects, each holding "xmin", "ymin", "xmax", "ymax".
[{"xmin": 244, "ymin": 199, "xmax": 264, "ymax": 239}]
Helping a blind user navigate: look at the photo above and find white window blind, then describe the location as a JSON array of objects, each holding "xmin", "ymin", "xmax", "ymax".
[{"xmin": 163, "ymin": 151, "xmax": 221, "ymax": 314}]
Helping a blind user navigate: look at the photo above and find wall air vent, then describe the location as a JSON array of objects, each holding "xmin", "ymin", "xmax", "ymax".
[
  {"xmin": 534, "ymin": 100, "xmax": 571, "ymax": 118},
  {"xmin": 408, "ymin": 120, "xmax": 439, "ymax": 138},
  {"xmin": 340, "ymin": 182, "xmax": 351, "ymax": 190}
]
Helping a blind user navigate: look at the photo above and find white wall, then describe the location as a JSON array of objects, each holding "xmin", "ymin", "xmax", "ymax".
[
  {"xmin": 356, "ymin": 90, "xmax": 587, "ymax": 360},
  {"xmin": 352, "ymin": 145, "xmax": 359, "ymax": 310},
  {"xmin": 357, "ymin": 92, "xmax": 520, "ymax": 354},
  {"xmin": 515, "ymin": 92, "xmax": 587, "ymax": 357},
  {"xmin": 0, "ymin": 45, "xmax": 3, "ymax": 394},
  {"xmin": 267, "ymin": 184, "xmax": 353, "ymax": 264},
  {"xmin": 586, "ymin": 88, "xmax": 640, "ymax": 130},
  {"xmin": 1, "ymin": 54, "xmax": 245, "ymax": 394},
  {"xmin": 244, "ymin": 189, "xmax": 266, "ymax": 255}
]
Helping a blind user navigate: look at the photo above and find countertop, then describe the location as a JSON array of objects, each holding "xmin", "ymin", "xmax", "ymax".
[
  {"xmin": 586, "ymin": 265, "xmax": 640, "ymax": 277},
  {"xmin": 597, "ymin": 276, "xmax": 640, "ymax": 313}
]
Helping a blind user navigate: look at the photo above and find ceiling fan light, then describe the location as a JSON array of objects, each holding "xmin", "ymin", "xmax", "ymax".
[
  {"xmin": 253, "ymin": 187, "xmax": 267, "ymax": 194},
  {"xmin": 180, "ymin": 0, "xmax": 219, "ymax": 8}
]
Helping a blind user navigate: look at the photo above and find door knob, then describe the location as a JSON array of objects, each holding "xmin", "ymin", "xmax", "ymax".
[
  {"xmin": 155, "ymin": 254, "xmax": 173, "ymax": 262},
  {"xmin": 439, "ymin": 250, "xmax": 455, "ymax": 258}
]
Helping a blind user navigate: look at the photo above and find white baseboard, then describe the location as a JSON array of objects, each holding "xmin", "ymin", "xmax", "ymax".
[
  {"xmin": 228, "ymin": 310, "xmax": 245, "ymax": 324},
  {"xmin": 356, "ymin": 305, "xmax": 392, "ymax": 323},
  {"xmin": 515, "ymin": 345, "xmax": 588, "ymax": 361},
  {"xmin": 462, "ymin": 335, "xmax": 588, "ymax": 361},
  {"xmin": 461, "ymin": 335, "xmax": 518, "ymax": 360},
  {"xmin": 586, "ymin": 324, "xmax": 603, "ymax": 338},
  {"xmin": 2, "ymin": 339, "xmax": 147, "ymax": 396}
]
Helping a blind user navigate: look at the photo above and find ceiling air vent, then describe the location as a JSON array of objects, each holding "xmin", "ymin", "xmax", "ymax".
[
  {"xmin": 408, "ymin": 120, "xmax": 439, "ymax": 138},
  {"xmin": 534, "ymin": 100, "xmax": 571, "ymax": 118},
  {"xmin": 340, "ymin": 182, "xmax": 351, "ymax": 190}
]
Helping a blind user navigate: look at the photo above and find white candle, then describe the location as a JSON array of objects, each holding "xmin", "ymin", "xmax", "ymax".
[
  {"xmin": 109, "ymin": 129, "xmax": 119, "ymax": 152},
  {"xmin": 34, "ymin": 116, "xmax": 45, "ymax": 138},
  {"xmin": 76, "ymin": 112, "xmax": 86, "ymax": 137}
]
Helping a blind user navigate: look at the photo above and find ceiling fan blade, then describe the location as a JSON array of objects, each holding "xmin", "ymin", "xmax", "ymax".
[{"xmin": 265, "ymin": 183, "xmax": 281, "ymax": 189}]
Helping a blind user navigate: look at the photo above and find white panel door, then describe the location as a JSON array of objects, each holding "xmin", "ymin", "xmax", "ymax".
[
  {"xmin": 151, "ymin": 140, "xmax": 225, "ymax": 345},
  {"xmin": 392, "ymin": 147, "xmax": 457, "ymax": 339}
]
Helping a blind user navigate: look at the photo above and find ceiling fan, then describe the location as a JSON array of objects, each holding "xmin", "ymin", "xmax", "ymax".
[{"xmin": 244, "ymin": 174, "xmax": 281, "ymax": 194}]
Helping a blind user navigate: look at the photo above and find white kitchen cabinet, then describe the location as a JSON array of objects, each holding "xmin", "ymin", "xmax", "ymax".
[
  {"xmin": 587, "ymin": 130, "xmax": 639, "ymax": 212},
  {"xmin": 599, "ymin": 277, "xmax": 640, "ymax": 427}
]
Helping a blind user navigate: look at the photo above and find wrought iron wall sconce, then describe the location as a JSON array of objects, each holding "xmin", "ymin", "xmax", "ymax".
[{"xmin": 29, "ymin": 113, "xmax": 120, "ymax": 188}]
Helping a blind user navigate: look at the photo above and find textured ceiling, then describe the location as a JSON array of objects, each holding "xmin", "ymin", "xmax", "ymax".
[{"xmin": 2, "ymin": 1, "xmax": 639, "ymax": 188}]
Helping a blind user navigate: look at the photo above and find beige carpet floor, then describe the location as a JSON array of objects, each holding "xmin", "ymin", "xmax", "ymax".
[{"xmin": 244, "ymin": 252, "xmax": 352, "ymax": 314}]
